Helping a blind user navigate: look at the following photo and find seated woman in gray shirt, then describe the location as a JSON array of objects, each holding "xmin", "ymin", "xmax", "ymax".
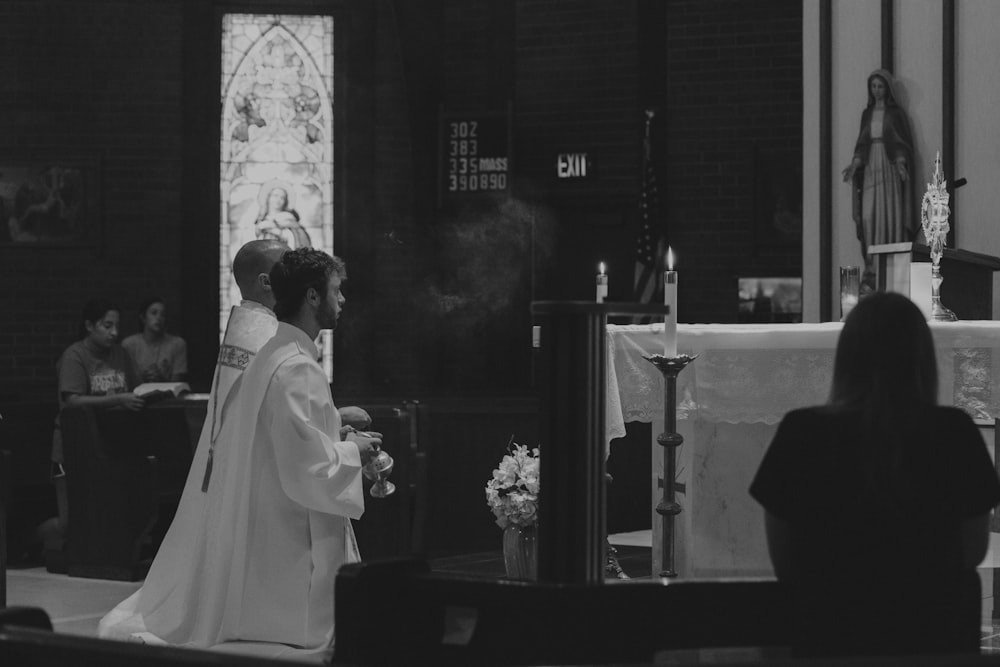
[
  {"xmin": 43, "ymin": 298, "xmax": 145, "ymax": 570},
  {"xmin": 122, "ymin": 296, "xmax": 188, "ymax": 383}
]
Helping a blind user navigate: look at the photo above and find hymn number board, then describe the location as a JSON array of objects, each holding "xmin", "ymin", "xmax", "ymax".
[{"xmin": 439, "ymin": 110, "xmax": 511, "ymax": 206}]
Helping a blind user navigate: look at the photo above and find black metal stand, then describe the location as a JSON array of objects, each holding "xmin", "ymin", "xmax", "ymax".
[{"xmin": 643, "ymin": 353, "xmax": 696, "ymax": 578}]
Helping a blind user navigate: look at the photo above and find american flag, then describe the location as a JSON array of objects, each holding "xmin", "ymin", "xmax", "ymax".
[{"xmin": 632, "ymin": 111, "xmax": 664, "ymax": 320}]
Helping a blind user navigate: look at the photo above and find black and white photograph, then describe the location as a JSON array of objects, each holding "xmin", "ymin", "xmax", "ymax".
[{"xmin": 2, "ymin": 1, "xmax": 1000, "ymax": 665}]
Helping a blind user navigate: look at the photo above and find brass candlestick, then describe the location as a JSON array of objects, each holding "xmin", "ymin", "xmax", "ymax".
[{"xmin": 643, "ymin": 353, "xmax": 697, "ymax": 578}]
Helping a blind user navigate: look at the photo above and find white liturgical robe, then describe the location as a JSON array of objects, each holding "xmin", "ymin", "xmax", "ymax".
[
  {"xmin": 100, "ymin": 321, "xmax": 364, "ymax": 657},
  {"xmin": 212, "ymin": 300, "xmax": 280, "ymax": 422}
]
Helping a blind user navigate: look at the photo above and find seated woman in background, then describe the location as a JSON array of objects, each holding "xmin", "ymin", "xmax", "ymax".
[
  {"xmin": 42, "ymin": 298, "xmax": 145, "ymax": 570},
  {"xmin": 750, "ymin": 292, "xmax": 1000, "ymax": 657},
  {"xmin": 122, "ymin": 296, "xmax": 188, "ymax": 383}
]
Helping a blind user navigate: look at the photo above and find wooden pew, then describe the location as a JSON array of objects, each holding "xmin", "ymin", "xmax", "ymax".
[
  {"xmin": 336, "ymin": 396, "xmax": 665, "ymax": 557},
  {"xmin": 407, "ymin": 396, "xmax": 540, "ymax": 555},
  {"xmin": 60, "ymin": 400, "xmax": 205, "ymax": 580},
  {"xmin": 0, "ymin": 606, "xmax": 51, "ymax": 630},
  {"xmin": 333, "ymin": 557, "xmax": 793, "ymax": 666},
  {"xmin": 56, "ymin": 397, "xmax": 425, "ymax": 579},
  {"xmin": 0, "ymin": 401, "xmax": 59, "ymax": 597},
  {"xmin": 2, "ymin": 603, "xmax": 995, "ymax": 667},
  {"xmin": 57, "ymin": 395, "xmax": 430, "ymax": 579},
  {"xmin": 0, "ymin": 449, "xmax": 8, "ymax": 607},
  {"xmin": 0, "ymin": 625, "xmax": 312, "ymax": 667},
  {"xmin": 3, "ymin": 623, "xmax": 1000, "ymax": 667},
  {"xmin": 347, "ymin": 401, "xmax": 428, "ymax": 560},
  {"xmin": 0, "ymin": 403, "xmax": 57, "ymax": 502}
]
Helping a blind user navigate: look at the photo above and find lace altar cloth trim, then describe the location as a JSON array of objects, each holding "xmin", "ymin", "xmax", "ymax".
[{"xmin": 607, "ymin": 321, "xmax": 1000, "ymax": 442}]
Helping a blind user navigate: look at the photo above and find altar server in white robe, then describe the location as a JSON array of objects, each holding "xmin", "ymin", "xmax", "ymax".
[
  {"xmin": 99, "ymin": 239, "xmax": 288, "ymax": 644},
  {"xmin": 99, "ymin": 243, "xmax": 377, "ymax": 659}
]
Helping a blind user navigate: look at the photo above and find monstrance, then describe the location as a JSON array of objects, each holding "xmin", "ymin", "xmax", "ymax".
[{"xmin": 920, "ymin": 152, "xmax": 958, "ymax": 321}]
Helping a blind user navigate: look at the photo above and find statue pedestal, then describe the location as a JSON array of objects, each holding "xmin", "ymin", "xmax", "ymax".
[{"xmin": 868, "ymin": 242, "xmax": 1000, "ymax": 319}]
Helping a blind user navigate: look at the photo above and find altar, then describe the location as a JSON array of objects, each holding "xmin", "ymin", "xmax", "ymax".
[{"xmin": 606, "ymin": 321, "xmax": 1000, "ymax": 577}]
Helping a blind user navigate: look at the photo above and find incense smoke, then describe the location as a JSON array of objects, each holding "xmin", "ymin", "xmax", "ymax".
[{"xmin": 425, "ymin": 197, "xmax": 555, "ymax": 322}]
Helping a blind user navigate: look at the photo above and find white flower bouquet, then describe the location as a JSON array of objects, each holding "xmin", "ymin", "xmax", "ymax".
[{"xmin": 485, "ymin": 439, "xmax": 540, "ymax": 529}]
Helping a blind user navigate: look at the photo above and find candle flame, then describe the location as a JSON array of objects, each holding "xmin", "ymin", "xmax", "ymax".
[
  {"xmin": 599, "ymin": 262, "xmax": 605, "ymax": 275},
  {"xmin": 666, "ymin": 246, "xmax": 675, "ymax": 271}
]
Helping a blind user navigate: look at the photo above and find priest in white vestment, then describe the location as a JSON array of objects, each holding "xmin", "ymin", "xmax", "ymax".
[{"xmin": 100, "ymin": 243, "xmax": 379, "ymax": 660}]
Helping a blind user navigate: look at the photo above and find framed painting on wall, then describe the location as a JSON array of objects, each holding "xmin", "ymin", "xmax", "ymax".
[{"xmin": 0, "ymin": 158, "xmax": 101, "ymax": 247}]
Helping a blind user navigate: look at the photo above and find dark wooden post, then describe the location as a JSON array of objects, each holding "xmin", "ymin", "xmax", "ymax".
[
  {"xmin": 531, "ymin": 301, "xmax": 668, "ymax": 584},
  {"xmin": 0, "ymin": 448, "xmax": 8, "ymax": 607}
]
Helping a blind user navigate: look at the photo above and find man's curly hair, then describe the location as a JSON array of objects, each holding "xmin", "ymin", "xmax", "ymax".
[{"xmin": 269, "ymin": 248, "xmax": 346, "ymax": 320}]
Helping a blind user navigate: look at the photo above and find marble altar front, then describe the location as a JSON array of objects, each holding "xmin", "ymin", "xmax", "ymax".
[{"xmin": 606, "ymin": 321, "xmax": 1000, "ymax": 577}]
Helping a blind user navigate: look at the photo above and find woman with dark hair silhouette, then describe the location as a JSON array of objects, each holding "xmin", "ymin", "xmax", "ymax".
[{"xmin": 751, "ymin": 292, "xmax": 999, "ymax": 657}]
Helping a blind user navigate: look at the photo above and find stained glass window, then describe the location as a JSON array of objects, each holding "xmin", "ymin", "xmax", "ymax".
[{"xmin": 220, "ymin": 13, "xmax": 335, "ymax": 377}]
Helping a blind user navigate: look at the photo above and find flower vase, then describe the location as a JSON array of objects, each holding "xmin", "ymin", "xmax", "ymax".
[{"xmin": 502, "ymin": 523, "xmax": 537, "ymax": 580}]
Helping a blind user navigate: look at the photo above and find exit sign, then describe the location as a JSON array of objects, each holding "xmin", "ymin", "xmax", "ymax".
[{"xmin": 556, "ymin": 152, "xmax": 594, "ymax": 179}]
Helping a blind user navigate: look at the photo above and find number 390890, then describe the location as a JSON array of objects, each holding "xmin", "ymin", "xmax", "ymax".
[{"xmin": 448, "ymin": 173, "xmax": 507, "ymax": 192}]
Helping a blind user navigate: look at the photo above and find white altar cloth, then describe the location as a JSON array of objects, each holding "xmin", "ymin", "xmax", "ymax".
[{"xmin": 606, "ymin": 321, "xmax": 1000, "ymax": 577}]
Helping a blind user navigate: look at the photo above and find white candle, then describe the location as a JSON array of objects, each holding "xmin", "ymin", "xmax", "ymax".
[
  {"xmin": 596, "ymin": 262, "xmax": 608, "ymax": 303},
  {"xmin": 663, "ymin": 247, "xmax": 677, "ymax": 357}
]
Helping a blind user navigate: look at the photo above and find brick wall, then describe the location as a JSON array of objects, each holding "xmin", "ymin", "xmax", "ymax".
[
  {"xmin": 665, "ymin": 0, "xmax": 803, "ymax": 324},
  {"xmin": 366, "ymin": 0, "xmax": 422, "ymax": 395},
  {"xmin": 516, "ymin": 0, "xmax": 639, "ymax": 197},
  {"xmin": 0, "ymin": 0, "xmax": 802, "ymax": 402},
  {"xmin": 515, "ymin": 0, "xmax": 642, "ymax": 306},
  {"xmin": 0, "ymin": 0, "xmax": 184, "ymax": 402}
]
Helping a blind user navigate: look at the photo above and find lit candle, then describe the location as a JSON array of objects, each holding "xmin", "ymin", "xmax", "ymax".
[
  {"xmin": 663, "ymin": 247, "xmax": 677, "ymax": 357},
  {"xmin": 596, "ymin": 262, "xmax": 608, "ymax": 303}
]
